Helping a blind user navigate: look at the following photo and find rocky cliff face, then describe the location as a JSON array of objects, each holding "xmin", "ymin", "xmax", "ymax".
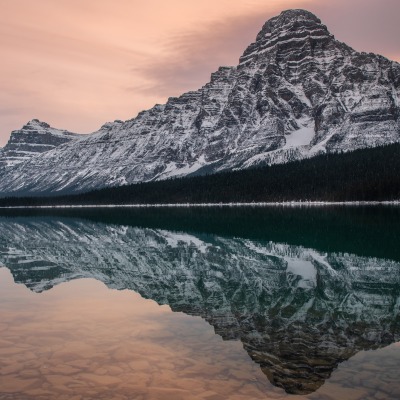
[
  {"xmin": 1, "ymin": 217, "xmax": 399, "ymax": 394},
  {"xmin": 0, "ymin": 9, "xmax": 399, "ymax": 194},
  {"xmin": 0, "ymin": 119, "xmax": 81, "ymax": 168}
]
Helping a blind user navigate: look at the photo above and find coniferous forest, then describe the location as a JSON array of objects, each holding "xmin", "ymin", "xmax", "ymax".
[{"xmin": 0, "ymin": 143, "xmax": 399, "ymax": 207}]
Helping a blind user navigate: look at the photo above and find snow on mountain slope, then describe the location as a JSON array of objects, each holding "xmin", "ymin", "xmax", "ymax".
[
  {"xmin": 0, "ymin": 119, "xmax": 81, "ymax": 168},
  {"xmin": 0, "ymin": 9, "xmax": 399, "ymax": 195}
]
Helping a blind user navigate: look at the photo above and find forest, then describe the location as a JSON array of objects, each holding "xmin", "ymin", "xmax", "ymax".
[{"xmin": 0, "ymin": 143, "xmax": 399, "ymax": 206}]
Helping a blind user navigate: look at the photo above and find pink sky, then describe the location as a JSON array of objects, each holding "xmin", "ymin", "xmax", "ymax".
[{"xmin": 1, "ymin": 0, "xmax": 399, "ymax": 146}]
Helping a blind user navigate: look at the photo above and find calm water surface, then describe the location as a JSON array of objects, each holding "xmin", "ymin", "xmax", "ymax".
[{"xmin": 0, "ymin": 207, "xmax": 399, "ymax": 399}]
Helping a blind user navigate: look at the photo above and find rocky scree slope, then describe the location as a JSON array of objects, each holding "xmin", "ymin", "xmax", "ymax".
[{"xmin": 0, "ymin": 9, "xmax": 399, "ymax": 195}]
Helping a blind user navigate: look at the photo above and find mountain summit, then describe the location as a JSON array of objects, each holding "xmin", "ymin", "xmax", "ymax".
[
  {"xmin": 243, "ymin": 9, "xmax": 331, "ymax": 55},
  {"xmin": 0, "ymin": 10, "xmax": 399, "ymax": 195},
  {"xmin": 0, "ymin": 119, "xmax": 80, "ymax": 168}
]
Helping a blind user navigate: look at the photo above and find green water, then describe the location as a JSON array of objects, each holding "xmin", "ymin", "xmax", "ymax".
[{"xmin": 0, "ymin": 206, "xmax": 399, "ymax": 399}]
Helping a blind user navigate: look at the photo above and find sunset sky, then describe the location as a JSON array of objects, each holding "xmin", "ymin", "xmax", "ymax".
[{"xmin": 1, "ymin": 0, "xmax": 399, "ymax": 146}]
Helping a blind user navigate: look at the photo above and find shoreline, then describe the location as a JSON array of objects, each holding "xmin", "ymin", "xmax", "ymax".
[{"xmin": 1, "ymin": 200, "xmax": 400, "ymax": 209}]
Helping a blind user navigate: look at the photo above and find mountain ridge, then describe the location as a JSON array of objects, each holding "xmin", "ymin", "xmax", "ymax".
[
  {"xmin": 0, "ymin": 119, "xmax": 81, "ymax": 168},
  {"xmin": 1, "ymin": 143, "xmax": 399, "ymax": 202},
  {"xmin": 1, "ymin": 9, "xmax": 399, "ymax": 195}
]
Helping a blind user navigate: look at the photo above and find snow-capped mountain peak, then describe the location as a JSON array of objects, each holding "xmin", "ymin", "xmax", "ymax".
[{"xmin": 0, "ymin": 9, "xmax": 399, "ymax": 195}]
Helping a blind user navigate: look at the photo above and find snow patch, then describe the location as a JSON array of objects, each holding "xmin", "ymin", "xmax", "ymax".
[
  {"xmin": 157, "ymin": 230, "xmax": 210, "ymax": 253},
  {"xmin": 286, "ymin": 258, "xmax": 317, "ymax": 288},
  {"xmin": 283, "ymin": 119, "xmax": 315, "ymax": 149}
]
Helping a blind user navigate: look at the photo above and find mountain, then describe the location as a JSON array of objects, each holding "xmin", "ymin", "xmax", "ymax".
[
  {"xmin": 0, "ymin": 119, "xmax": 81, "ymax": 169},
  {"xmin": 1, "ymin": 216, "xmax": 399, "ymax": 394},
  {"xmin": 2, "ymin": 143, "xmax": 399, "ymax": 205},
  {"xmin": 0, "ymin": 9, "xmax": 399, "ymax": 195}
]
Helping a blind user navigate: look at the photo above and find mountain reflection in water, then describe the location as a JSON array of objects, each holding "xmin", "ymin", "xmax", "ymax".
[{"xmin": 0, "ymin": 207, "xmax": 399, "ymax": 395}]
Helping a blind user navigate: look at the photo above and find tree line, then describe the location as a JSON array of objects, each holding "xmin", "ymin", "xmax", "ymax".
[{"xmin": 0, "ymin": 143, "xmax": 399, "ymax": 206}]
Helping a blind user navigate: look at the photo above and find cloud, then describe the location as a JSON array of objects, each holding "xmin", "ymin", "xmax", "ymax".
[
  {"xmin": 127, "ymin": 9, "xmax": 283, "ymax": 97},
  {"xmin": 1, "ymin": 0, "xmax": 399, "ymax": 146},
  {"xmin": 128, "ymin": 0, "xmax": 400, "ymax": 99}
]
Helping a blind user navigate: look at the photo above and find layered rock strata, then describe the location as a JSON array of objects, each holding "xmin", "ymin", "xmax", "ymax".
[{"xmin": 0, "ymin": 9, "xmax": 399, "ymax": 194}]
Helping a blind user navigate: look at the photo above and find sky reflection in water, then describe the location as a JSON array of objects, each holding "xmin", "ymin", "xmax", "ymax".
[{"xmin": 0, "ymin": 207, "xmax": 399, "ymax": 399}]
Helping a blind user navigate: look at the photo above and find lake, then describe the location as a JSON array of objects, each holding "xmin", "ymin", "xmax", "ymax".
[{"xmin": 0, "ymin": 206, "xmax": 399, "ymax": 399}]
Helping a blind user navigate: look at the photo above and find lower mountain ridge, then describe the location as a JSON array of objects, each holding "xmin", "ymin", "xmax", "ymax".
[
  {"xmin": 1, "ymin": 144, "xmax": 399, "ymax": 204},
  {"xmin": 0, "ymin": 119, "xmax": 81, "ymax": 169},
  {"xmin": 0, "ymin": 9, "xmax": 399, "ymax": 195}
]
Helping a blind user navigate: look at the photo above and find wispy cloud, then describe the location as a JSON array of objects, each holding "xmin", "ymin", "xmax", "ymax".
[
  {"xmin": 127, "ymin": 9, "xmax": 290, "ymax": 97},
  {"xmin": 0, "ymin": 0, "xmax": 399, "ymax": 146},
  {"xmin": 127, "ymin": 0, "xmax": 400, "ymax": 99}
]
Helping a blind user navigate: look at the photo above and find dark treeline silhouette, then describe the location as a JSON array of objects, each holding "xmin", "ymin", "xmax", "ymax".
[
  {"xmin": 1, "ymin": 143, "xmax": 399, "ymax": 206},
  {"xmin": 1, "ymin": 207, "xmax": 399, "ymax": 262}
]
